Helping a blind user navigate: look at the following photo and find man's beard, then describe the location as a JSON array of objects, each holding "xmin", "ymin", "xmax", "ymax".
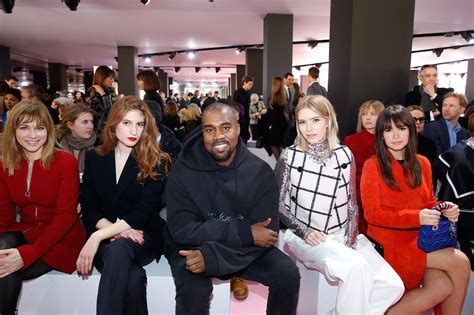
[{"xmin": 209, "ymin": 140, "xmax": 233, "ymax": 162}]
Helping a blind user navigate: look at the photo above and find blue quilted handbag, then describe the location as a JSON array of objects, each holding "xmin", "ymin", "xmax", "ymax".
[{"xmin": 418, "ymin": 202, "xmax": 458, "ymax": 253}]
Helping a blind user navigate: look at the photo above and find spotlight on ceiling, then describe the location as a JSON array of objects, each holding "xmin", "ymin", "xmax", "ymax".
[
  {"xmin": 215, "ymin": 67, "xmax": 221, "ymax": 73},
  {"xmin": 315, "ymin": 63, "xmax": 322, "ymax": 68},
  {"xmin": 187, "ymin": 51, "xmax": 196, "ymax": 59},
  {"xmin": 460, "ymin": 31, "xmax": 473, "ymax": 43},
  {"xmin": 433, "ymin": 48, "xmax": 444, "ymax": 58},
  {"xmin": 235, "ymin": 47, "xmax": 246, "ymax": 55},
  {"xmin": 168, "ymin": 52, "xmax": 176, "ymax": 61},
  {"xmin": 63, "ymin": 0, "xmax": 80, "ymax": 11},
  {"xmin": 144, "ymin": 56, "xmax": 151, "ymax": 63},
  {"xmin": 0, "ymin": 0, "xmax": 15, "ymax": 13},
  {"xmin": 140, "ymin": 0, "xmax": 150, "ymax": 5},
  {"xmin": 195, "ymin": 67, "xmax": 201, "ymax": 73},
  {"xmin": 294, "ymin": 66, "xmax": 301, "ymax": 71},
  {"xmin": 307, "ymin": 40, "xmax": 318, "ymax": 50},
  {"xmin": 174, "ymin": 67, "xmax": 181, "ymax": 73}
]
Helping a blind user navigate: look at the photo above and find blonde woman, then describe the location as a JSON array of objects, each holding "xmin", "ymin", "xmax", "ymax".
[
  {"xmin": 276, "ymin": 95, "xmax": 403, "ymax": 314},
  {"xmin": 343, "ymin": 100, "xmax": 384, "ymax": 233},
  {"xmin": 0, "ymin": 101, "xmax": 85, "ymax": 314}
]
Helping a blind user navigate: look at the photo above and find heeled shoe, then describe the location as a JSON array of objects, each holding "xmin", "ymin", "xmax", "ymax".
[{"xmin": 231, "ymin": 277, "xmax": 249, "ymax": 300}]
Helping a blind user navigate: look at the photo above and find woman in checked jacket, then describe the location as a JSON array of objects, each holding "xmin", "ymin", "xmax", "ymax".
[{"xmin": 276, "ymin": 95, "xmax": 404, "ymax": 315}]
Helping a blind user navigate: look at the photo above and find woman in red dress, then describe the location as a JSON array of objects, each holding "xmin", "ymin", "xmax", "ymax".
[
  {"xmin": 343, "ymin": 100, "xmax": 384, "ymax": 233},
  {"xmin": 361, "ymin": 105, "xmax": 470, "ymax": 314},
  {"xmin": 0, "ymin": 100, "xmax": 86, "ymax": 315}
]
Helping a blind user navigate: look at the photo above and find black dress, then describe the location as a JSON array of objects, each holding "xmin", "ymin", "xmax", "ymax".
[{"xmin": 269, "ymin": 104, "xmax": 288, "ymax": 147}]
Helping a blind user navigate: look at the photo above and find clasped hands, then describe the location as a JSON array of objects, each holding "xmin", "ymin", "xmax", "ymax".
[
  {"xmin": 0, "ymin": 248, "xmax": 24, "ymax": 278},
  {"xmin": 76, "ymin": 228, "xmax": 144, "ymax": 278},
  {"xmin": 181, "ymin": 218, "xmax": 279, "ymax": 274},
  {"xmin": 419, "ymin": 202, "xmax": 459, "ymax": 226}
]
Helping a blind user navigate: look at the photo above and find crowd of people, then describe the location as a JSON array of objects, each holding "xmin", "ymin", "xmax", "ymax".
[{"xmin": 0, "ymin": 63, "xmax": 473, "ymax": 315}]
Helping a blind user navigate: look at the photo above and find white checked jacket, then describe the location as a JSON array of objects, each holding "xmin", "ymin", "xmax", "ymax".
[{"xmin": 275, "ymin": 144, "xmax": 359, "ymax": 247}]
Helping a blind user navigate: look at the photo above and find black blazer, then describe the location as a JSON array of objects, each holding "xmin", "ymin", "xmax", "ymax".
[{"xmin": 81, "ymin": 150, "xmax": 167, "ymax": 249}]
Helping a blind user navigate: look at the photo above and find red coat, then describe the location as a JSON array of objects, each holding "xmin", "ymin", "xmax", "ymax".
[
  {"xmin": 0, "ymin": 150, "xmax": 86, "ymax": 273},
  {"xmin": 343, "ymin": 129, "xmax": 376, "ymax": 233},
  {"xmin": 361, "ymin": 155, "xmax": 437, "ymax": 290}
]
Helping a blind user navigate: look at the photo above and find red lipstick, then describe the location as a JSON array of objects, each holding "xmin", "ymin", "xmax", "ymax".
[{"xmin": 128, "ymin": 137, "xmax": 137, "ymax": 141}]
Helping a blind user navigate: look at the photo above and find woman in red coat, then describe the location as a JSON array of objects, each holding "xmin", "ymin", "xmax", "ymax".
[
  {"xmin": 0, "ymin": 100, "xmax": 86, "ymax": 314},
  {"xmin": 343, "ymin": 100, "xmax": 384, "ymax": 233},
  {"xmin": 361, "ymin": 105, "xmax": 470, "ymax": 314}
]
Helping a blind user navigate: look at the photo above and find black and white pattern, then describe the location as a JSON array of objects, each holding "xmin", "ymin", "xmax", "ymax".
[{"xmin": 276, "ymin": 143, "xmax": 358, "ymax": 246}]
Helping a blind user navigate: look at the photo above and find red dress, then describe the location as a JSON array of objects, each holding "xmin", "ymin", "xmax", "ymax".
[
  {"xmin": 0, "ymin": 150, "xmax": 86, "ymax": 273},
  {"xmin": 361, "ymin": 155, "xmax": 437, "ymax": 290},
  {"xmin": 343, "ymin": 129, "xmax": 376, "ymax": 233}
]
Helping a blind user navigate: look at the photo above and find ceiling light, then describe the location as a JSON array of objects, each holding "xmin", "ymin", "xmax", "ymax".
[
  {"xmin": 63, "ymin": 0, "xmax": 80, "ymax": 11},
  {"xmin": 187, "ymin": 51, "xmax": 195, "ymax": 59},
  {"xmin": 168, "ymin": 52, "xmax": 176, "ymax": 60},
  {"xmin": 433, "ymin": 48, "xmax": 443, "ymax": 58},
  {"xmin": 235, "ymin": 47, "xmax": 246, "ymax": 55},
  {"xmin": 307, "ymin": 40, "xmax": 318, "ymax": 51},
  {"xmin": 144, "ymin": 56, "xmax": 151, "ymax": 63},
  {"xmin": 195, "ymin": 67, "xmax": 201, "ymax": 73},
  {"xmin": 174, "ymin": 67, "xmax": 181, "ymax": 73},
  {"xmin": 460, "ymin": 31, "xmax": 473, "ymax": 43},
  {"xmin": 215, "ymin": 67, "xmax": 221, "ymax": 73},
  {"xmin": 0, "ymin": 0, "xmax": 15, "ymax": 13},
  {"xmin": 140, "ymin": 0, "xmax": 150, "ymax": 5},
  {"xmin": 294, "ymin": 66, "xmax": 301, "ymax": 71}
]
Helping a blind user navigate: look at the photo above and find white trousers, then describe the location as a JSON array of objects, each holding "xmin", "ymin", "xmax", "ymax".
[{"xmin": 284, "ymin": 229, "xmax": 404, "ymax": 315}]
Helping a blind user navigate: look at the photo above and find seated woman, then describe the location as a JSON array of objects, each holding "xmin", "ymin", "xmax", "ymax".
[
  {"xmin": 361, "ymin": 105, "xmax": 471, "ymax": 314},
  {"xmin": 57, "ymin": 104, "xmax": 96, "ymax": 177},
  {"xmin": 276, "ymin": 95, "xmax": 404, "ymax": 314},
  {"xmin": 0, "ymin": 100, "xmax": 86, "ymax": 315},
  {"xmin": 77, "ymin": 96, "xmax": 171, "ymax": 315},
  {"xmin": 343, "ymin": 100, "xmax": 384, "ymax": 233}
]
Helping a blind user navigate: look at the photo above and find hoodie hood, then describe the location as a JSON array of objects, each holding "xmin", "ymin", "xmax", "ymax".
[{"xmin": 179, "ymin": 127, "xmax": 250, "ymax": 171}]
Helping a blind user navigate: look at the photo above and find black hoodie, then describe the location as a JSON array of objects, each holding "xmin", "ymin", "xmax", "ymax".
[{"xmin": 165, "ymin": 130, "xmax": 279, "ymax": 277}]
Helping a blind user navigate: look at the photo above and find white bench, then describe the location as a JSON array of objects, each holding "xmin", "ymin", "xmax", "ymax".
[{"xmin": 18, "ymin": 257, "xmax": 230, "ymax": 315}]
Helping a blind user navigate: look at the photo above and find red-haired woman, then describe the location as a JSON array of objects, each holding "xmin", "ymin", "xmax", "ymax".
[{"xmin": 77, "ymin": 96, "xmax": 171, "ymax": 315}]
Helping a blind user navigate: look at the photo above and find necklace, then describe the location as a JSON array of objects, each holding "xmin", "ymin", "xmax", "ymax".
[{"xmin": 307, "ymin": 140, "xmax": 332, "ymax": 164}]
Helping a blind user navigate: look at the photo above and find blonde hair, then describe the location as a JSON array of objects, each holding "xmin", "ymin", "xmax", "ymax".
[
  {"xmin": 2, "ymin": 100, "xmax": 56, "ymax": 175},
  {"xmin": 295, "ymin": 95, "xmax": 339, "ymax": 152},
  {"xmin": 182, "ymin": 104, "xmax": 201, "ymax": 122},
  {"xmin": 356, "ymin": 100, "xmax": 385, "ymax": 132}
]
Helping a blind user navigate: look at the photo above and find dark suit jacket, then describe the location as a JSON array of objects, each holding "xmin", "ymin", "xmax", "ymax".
[
  {"xmin": 81, "ymin": 150, "xmax": 167, "ymax": 251},
  {"xmin": 306, "ymin": 81, "xmax": 327, "ymax": 97},
  {"xmin": 404, "ymin": 86, "xmax": 453, "ymax": 110},
  {"xmin": 422, "ymin": 119, "xmax": 470, "ymax": 156}
]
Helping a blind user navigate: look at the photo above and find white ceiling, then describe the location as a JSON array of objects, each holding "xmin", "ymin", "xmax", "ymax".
[{"xmin": 0, "ymin": 0, "xmax": 473, "ymax": 83}]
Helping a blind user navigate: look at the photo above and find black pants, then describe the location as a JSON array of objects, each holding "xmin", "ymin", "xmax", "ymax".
[
  {"xmin": 93, "ymin": 234, "xmax": 157, "ymax": 315},
  {"xmin": 0, "ymin": 231, "xmax": 52, "ymax": 314},
  {"xmin": 166, "ymin": 242, "xmax": 300, "ymax": 315},
  {"xmin": 458, "ymin": 212, "xmax": 474, "ymax": 270}
]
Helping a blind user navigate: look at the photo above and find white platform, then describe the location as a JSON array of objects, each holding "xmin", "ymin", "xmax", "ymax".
[{"xmin": 18, "ymin": 258, "xmax": 230, "ymax": 315}]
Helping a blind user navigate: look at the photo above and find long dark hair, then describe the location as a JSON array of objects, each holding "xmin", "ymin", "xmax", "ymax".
[{"xmin": 375, "ymin": 105, "xmax": 421, "ymax": 191}]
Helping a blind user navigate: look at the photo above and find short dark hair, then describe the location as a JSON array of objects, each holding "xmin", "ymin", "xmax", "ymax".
[
  {"xmin": 4, "ymin": 74, "xmax": 18, "ymax": 82},
  {"xmin": 241, "ymin": 75, "xmax": 254, "ymax": 84},
  {"xmin": 136, "ymin": 70, "xmax": 162, "ymax": 93},
  {"xmin": 203, "ymin": 102, "xmax": 239, "ymax": 124},
  {"xmin": 308, "ymin": 67, "xmax": 320, "ymax": 79},
  {"xmin": 284, "ymin": 73, "xmax": 294, "ymax": 79},
  {"xmin": 418, "ymin": 65, "xmax": 437, "ymax": 76}
]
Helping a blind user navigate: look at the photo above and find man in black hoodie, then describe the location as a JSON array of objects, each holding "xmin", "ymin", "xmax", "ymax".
[{"xmin": 165, "ymin": 103, "xmax": 300, "ymax": 315}]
